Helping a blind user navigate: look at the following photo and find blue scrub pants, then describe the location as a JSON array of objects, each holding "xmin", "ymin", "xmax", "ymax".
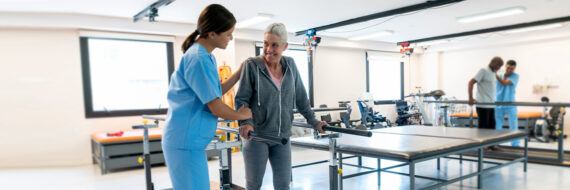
[
  {"xmin": 163, "ymin": 147, "xmax": 210, "ymax": 190},
  {"xmin": 495, "ymin": 106, "xmax": 520, "ymax": 146}
]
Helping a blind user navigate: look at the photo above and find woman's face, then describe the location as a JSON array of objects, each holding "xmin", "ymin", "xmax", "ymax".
[
  {"xmin": 263, "ymin": 33, "xmax": 288, "ymax": 64},
  {"xmin": 212, "ymin": 26, "xmax": 235, "ymax": 49}
]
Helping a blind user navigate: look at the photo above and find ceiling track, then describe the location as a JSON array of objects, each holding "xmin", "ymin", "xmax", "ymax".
[
  {"xmin": 294, "ymin": 0, "xmax": 464, "ymax": 36},
  {"xmin": 397, "ymin": 15, "xmax": 570, "ymax": 45}
]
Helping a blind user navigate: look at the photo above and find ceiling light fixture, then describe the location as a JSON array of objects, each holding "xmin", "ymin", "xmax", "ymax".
[
  {"xmin": 504, "ymin": 23, "xmax": 564, "ymax": 34},
  {"xmin": 236, "ymin": 13, "xmax": 273, "ymax": 28},
  {"xmin": 348, "ymin": 30, "xmax": 393, "ymax": 41},
  {"xmin": 457, "ymin": 6, "xmax": 525, "ymax": 23}
]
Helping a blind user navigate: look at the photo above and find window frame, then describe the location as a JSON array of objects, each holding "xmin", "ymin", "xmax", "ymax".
[
  {"xmin": 365, "ymin": 51, "xmax": 404, "ymax": 101},
  {"xmin": 255, "ymin": 43, "xmax": 314, "ymax": 107},
  {"xmin": 79, "ymin": 36, "xmax": 175, "ymax": 118}
]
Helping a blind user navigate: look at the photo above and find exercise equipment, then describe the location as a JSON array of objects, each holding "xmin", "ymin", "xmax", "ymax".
[
  {"xmin": 356, "ymin": 93, "xmax": 391, "ymax": 129},
  {"xmin": 425, "ymin": 99, "xmax": 570, "ymax": 165},
  {"xmin": 138, "ymin": 115, "xmax": 285, "ymax": 190},
  {"xmin": 404, "ymin": 89, "xmax": 446, "ymax": 125},
  {"xmin": 293, "ymin": 122, "xmax": 372, "ymax": 190},
  {"xmin": 132, "ymin": 120, "xmax": 158, "ymax": 190},
  {"xmin": 531, "ymin": 97, "xmax": 567, "ymax": 143},
  {"xmin": 356, "ymin": 100, "xmax": 390, "ymax": 129},
  {"xmin": 291, "ymin": 125, "xmax": 527, "ymax": 190}
]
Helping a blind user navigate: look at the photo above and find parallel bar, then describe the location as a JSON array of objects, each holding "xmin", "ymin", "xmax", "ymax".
[
  {"xmin": 374, "ymin": 100, "xmax": 399, "ymax": 105},
  {"xmin": 217, "ymin": 126, "xmax": 287, "ymax": 145},
  {"xmin": 142, "ymin": 115, "xmax": 166, "ymax": 121},
  {"xmin": 293, "ymin": 122, "xmax": 372, "ymax": 137},
  {"xmin": 424, "ymin": 100, "xmax": 570, "ymax": 107},
  {"xmin": 294, "ymin": 0, "xmax": 463, "ymax": 36},
  {"xmin": 293, "ymin": 107, "xmax": 347, "ymax": 113}
]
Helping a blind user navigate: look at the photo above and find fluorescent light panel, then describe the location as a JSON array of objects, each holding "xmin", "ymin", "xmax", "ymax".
[
  {"xmin": 349, "ymin": 30, "xmax": 393, "ymax": 41},
  {"xmin": 504, "ymin": 23, "xmax": 564, "ymax": 34},
  {"xmin": 236, "ymin": 13, "xmax": 273, "ymax": 28},
  {"xmin": 457, "ymin": 6, "xmax": 525, "ymax": 23}
]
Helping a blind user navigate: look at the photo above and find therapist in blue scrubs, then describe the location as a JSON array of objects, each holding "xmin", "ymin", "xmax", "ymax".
[
  {"xmin": 495, "ymin": 60, "xmax": 520, "ymax": 146},
  {"xmin": 162, "ymin": 4, "xmax": 252, "ymax": 190}
]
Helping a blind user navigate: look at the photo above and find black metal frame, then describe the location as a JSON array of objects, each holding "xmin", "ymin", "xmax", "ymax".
[
  {"xmin": 425, "ymin": 99, "xmax": 568, "ymax": 164},
  {"xmin": 80, "ymin": 37, "xmax": 174, "ymax": 118},
  {"xmin": 294, "ymin": 0, "xmax": 464, "ymax": 36},
  {"xmin": 292, "ymin": 135, "xmax": 528, "ymax": 190},
  {"xmin": 398, "ymin": 15, "xmax": 570, "ymax": 45}
]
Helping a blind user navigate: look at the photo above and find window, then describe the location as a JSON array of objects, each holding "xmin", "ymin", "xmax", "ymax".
[
  {"xmin": 366, "ymin": 51, "xmax": 403, "ymax": 101},
  {"xmin": 80, "ymin": 36, "xmax": 174, "ymax": 118},
  {"xmin": 255, "ymin": 45, "xmax": 313, "ymax": 106}
]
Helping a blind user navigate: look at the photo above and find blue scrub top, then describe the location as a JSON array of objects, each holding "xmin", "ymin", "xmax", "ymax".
[
  {"xmin": 163, "ymin": 43, "xmax": 222, "ymax": 150},
  {"xmin": 496, "ymin": 72, "xmax": 519, "ymax": 109}
]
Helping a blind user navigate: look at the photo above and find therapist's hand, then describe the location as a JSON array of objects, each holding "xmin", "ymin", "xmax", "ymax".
[
  {"xmin": 237, "ymin": 105, "xmax": 252, "ymax": 120},
  {"xmin": 316, "ymin": 121, "xmax": 327, "ymax": 133},
  {"xmin": 240, "ymin": 124, "xmax": 254, "ymax": 140},
  {"xmin": 236, "ymin": 61, "xmax": 246, "ymax": 77}
]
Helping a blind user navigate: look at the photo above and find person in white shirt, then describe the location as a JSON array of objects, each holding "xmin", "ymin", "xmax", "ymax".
[{"xmin": 468, "ymin": 56, "xmax": 504, "ymax": 129}]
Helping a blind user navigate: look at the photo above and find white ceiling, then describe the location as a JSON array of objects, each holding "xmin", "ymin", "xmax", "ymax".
[{"xmin": 1, "ymin": 0, "xmax": 569, "ymax": 43}]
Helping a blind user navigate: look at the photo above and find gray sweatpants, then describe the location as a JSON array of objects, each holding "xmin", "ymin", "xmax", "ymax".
[{"xmin": 242, "ymin": 138, "xmax": 291, "ymax": 190}]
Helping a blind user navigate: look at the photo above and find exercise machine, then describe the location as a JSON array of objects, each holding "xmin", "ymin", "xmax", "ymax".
[{"xmin": 136, "ymin": 115, "xmax": 286, "ymax": 190}]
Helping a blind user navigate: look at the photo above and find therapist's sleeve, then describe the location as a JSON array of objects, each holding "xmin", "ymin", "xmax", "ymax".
[
  {"xmin": 511, "ymin": 74, "xmax": 519, "ymax": 87},
  {"xmin": 184, "ymin": 57, "xmax": 221, "ymax": 105},
  {"xmin": 235, "ymin": 61, "xmax": 254, "ymax": 127},
  {"xmin": 291, "ymin": 59, "xmax": 320, "ymax": 127}
]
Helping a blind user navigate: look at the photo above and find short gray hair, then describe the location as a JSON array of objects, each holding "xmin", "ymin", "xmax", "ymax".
[{"xmin": 265, "ymin": 23, "xmax": 288, "ymax": 45}]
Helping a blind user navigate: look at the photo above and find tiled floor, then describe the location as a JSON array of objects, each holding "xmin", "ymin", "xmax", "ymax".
[{"xmin": 1, "ymin": 146, "xmax": 569, "ymax": 190}]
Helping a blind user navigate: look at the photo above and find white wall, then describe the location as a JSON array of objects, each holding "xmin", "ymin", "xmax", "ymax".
[
  {"xmin": 313, "ymin": 46, "xmax": 367, "ymax": 120},
  {"xmin": 0, "ymin": 12, "xmax": 399, "ymax": 168},
  {"xmin": 415, "ymin": 30, "xmax": 570, "ymax": 127}
]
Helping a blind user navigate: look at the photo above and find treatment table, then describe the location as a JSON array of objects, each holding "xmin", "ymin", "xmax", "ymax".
[{"xmin": 291, "ymin": 125, "xmax": 528, "ymax": 190}]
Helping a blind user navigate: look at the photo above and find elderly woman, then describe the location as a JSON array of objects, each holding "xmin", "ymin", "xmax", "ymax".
[{"xmin": 235, "ymin": 23, "xmax": 327, "ymax": 190}]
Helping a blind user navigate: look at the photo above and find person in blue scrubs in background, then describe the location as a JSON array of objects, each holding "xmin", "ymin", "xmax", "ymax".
[
  {"xmin": 162, "ymin": 4, "xmax": 252, "ymax": 190},
  {"xmin": 495, "ymin": 60, "xmax": 520, "ymax": 146}
]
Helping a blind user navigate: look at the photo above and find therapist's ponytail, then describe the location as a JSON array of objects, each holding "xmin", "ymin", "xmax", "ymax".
[{"xmin": 182, "ymin": 4, "xmax": 236, "ymax": 53}]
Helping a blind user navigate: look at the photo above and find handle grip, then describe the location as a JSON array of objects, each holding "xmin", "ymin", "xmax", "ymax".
[
  {"xmin": 249, "ymin": 132, "xmax": 288, "ymax": 145},
  {"xmin": 292, "ymin": 122, "xmax": 372, "ymax": 137},
  {"xmin": 217, "ymin": 126, "xmax": 287, "ymax": 145}
]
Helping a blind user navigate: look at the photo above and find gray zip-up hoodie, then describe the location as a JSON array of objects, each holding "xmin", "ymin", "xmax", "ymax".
[{"xmin": 235, "ymin": 55, "xmax": 320, "ymax": 138}]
